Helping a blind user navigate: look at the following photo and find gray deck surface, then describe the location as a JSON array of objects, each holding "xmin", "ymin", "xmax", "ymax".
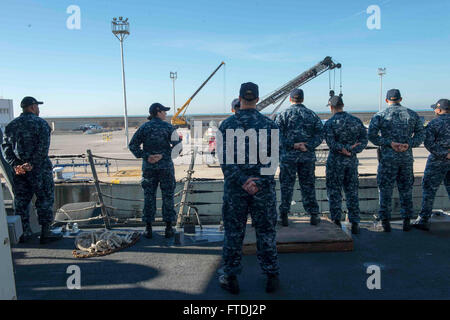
[{"xmin": 11, "ymin": 222, "xmax": 450, "ymax": 300}]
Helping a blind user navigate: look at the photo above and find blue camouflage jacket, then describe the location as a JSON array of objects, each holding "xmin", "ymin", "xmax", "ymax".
[
  {"xmin": 324, "ymin": 111, "xmax": 368, "ymax": 162},
  {"xmin": 424, "ymin": 113, "xmax": 450, "ymax": 162},
  {"xmin": 368, "ymin": 103, "xmax": 425, "ymax": 162},
  {"xmin": 129, "ymin": 117, "xmax": 182, "ymax": 170},
  {"xmin": 217, "ymin": 108, "xmax": 279, "ymax": 188},
  {"xmin": 2, "ymin": 112, "xmax": 52, "ymax": 170},
  {"xmin": 275, "ymin": 103, "xmax": 324, "ymax": 163}
]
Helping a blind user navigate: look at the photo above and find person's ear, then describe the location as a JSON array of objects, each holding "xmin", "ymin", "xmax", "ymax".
[
  {"xmin": 385, "ymin": 99, "xmax": 389, "ymax": 103},
  {"xmin": 255, "ymin": 97, "xmax": 259, "ymax": 104},
  {"xmin": 398, "ymin": 98, "xmax": 403, "ymax": 103}
]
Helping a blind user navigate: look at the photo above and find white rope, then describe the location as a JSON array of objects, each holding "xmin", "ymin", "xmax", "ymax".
[{"xmin": 75, "ymin": 230, "xmax": 137, "ymax": 254}]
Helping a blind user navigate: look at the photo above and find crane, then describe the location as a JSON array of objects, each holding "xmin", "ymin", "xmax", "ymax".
[
  {"xmin": 255, "ymin": 56, "xmax": 342, "ymax": 117},
  {"xmin": 171, "ymin": 61, "xmax": 225, "ymax": 127}
]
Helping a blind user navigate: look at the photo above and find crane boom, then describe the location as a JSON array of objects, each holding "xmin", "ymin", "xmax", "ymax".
[
  {"xmin": 256, "ymin": 56, "xmax": 341, "ymax": 112},
  {"xmin": 171, "ymin": 61, "xmax": 225, "ymax": 126}
]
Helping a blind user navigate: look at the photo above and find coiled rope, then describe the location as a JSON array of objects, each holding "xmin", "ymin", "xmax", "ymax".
[{"xmin": 73, "ymin": 229, "xmax": 141, "ymax": 258}]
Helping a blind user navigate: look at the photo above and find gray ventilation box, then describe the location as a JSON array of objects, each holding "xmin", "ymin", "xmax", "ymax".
[{"xmin": 7, "ymin": 216, "xmax": 23, "ymax": 245}]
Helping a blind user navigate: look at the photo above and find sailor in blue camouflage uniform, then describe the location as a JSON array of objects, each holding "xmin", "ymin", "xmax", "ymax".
[
  {"xmin": 129, "ymin": 103, "xmax": 182, "ymax": 239},
  {"xmin": 324, "ymin": 96, "xmax": 368, "ymax": 234},
  {"xmin": 275, "ymin": 88, "xmax": 324, "ymax": 227},
  {"xmin": 2, "ymin": 96, "xmax": 62, "ymax": 244},
  {"xmin": 218, "ymin": 82, "xmax": 280, "ymax": 294},
  {"xmin": 368, "ymin": 89, "xmax": 425, "ymax": 232},
  {"xmin": 414, "ymin": 99, "xmax": 450, "ymax": 231}
]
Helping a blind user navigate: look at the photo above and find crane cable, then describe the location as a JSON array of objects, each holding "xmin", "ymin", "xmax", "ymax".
[{"xmin": 329, "ymin": 66, "xmax": 343, "ymax": 98}]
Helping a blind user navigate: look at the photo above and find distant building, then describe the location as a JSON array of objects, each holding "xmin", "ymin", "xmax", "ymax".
[{"xmin": 0, "ymin": 99, "xmax": 14, "ymax": 132}]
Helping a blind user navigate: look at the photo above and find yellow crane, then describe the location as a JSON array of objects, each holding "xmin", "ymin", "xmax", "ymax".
[{"xmin": 171, "ymin": 61, "xmax": 225, "ymax": 127}]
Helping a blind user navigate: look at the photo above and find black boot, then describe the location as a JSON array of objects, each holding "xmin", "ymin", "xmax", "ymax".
[
  {"xmin": 403, "ymin": 218, "xmax": 412, "ymax": 232},
  {"xmin": 219, "ymin": 275, "xmax": 239, "ymax": 294},
  {"xmin": 310, "ymin": 214, "xmax": 321, "ymax": 226},
  {"xmin": 266, "ymin": 274, "xmax": 280, "ymax": 293},
  {"xmin": 382, "ymin": 220, "xmax": 391, "ymax": 232},
  {"xmin": 280, "ymin": 213, "xmax": 289, "ymax": 227},
  {"xmin": 40, "ymin": 224, "xmax": 63, "ymax": 244},
  {"xmin": 19, "ymin": 222, "xmax": 33, "ymax": 243},
  {"xmin": 351, "ymin": 222, "xmax": 360, "ymax": 234},
  {"xmin": 165, "ymin": 222, "xmax": 175, "ymax": 238},
  {"xmin": 144, "ymin": 223, "xmax": 153, "ymax": 239},
  {"xmin": 333, "ymin": 220, "xmax": 342, "ymax": 227},
  {"xmin": 413, "ymin": 217, "xmax": 430, "ymax": 231}
]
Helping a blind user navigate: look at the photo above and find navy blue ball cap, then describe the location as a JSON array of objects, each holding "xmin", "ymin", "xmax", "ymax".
[
  {"xmin": 386, "ymin": 89, "xmax": 402, "ymax": 101},
  {"xmin": 239, "ymin": 82, "xmax": 259, "ymax": 101},
  {"xmin": 231, "ymin": 98, "xmax": 240, "ymax": 110},
  {"xmin": 431, "ymin": 99, "xmax": 450, "ymax": 110},
  {"xmin": 290, "ymin": 88, "xmax": 304, "ymax": 101},
  {"xmin": 21, "ymin": 96, "xmax": 43, "ymax": 108},
  {"xmin": 329, "ymin": 95, "xmax": 344, "ymax": 107},
  {"xmin": 149, "ymin": 103, "xmax": 170, "ymax": 115}
]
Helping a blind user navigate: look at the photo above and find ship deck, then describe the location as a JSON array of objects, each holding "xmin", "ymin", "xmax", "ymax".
[{"xmin": 11, "ymin": 222, "xmax": 450, "ymax": 300}]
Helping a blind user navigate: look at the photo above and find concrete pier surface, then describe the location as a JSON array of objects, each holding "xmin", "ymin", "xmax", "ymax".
[{"xmin": 49, "ymin": 128, "xmax": 432, "ymax": 181}]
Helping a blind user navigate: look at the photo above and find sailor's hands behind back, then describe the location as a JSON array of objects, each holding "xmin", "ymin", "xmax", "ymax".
[
  {"xmin": 391, "ymin": 142, "xmax": 409, "ymax": 152},
  {"xmin": 14, "ymin": 163, "xmax": 33, "ymax": 175},
  {"xmin": 242, "ymin": 177, "xmax": 259, "ymax": 196},
  {"xmin": 340, "ymin": 142, "xmax": 362, "ymax": 157},
  {"xmin": 294, "ymin": 142, "xmax": 307, "ymax": 152},
  {"xmin": 147, "ymin": 154, "xmax": 163, "ymax": 164}
]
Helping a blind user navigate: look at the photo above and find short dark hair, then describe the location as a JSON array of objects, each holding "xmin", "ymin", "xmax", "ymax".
[{"xmin": 291, "ymin": 97, "xmax": 303, "ymax": 103}]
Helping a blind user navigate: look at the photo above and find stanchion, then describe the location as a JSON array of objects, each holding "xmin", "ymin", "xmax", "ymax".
[
  {"xmin": 176, "ymin": 146, "xmax": 202, "ymax": 228},
  {"xmin": 87, "ymin": 149, "xmax": 112, "ymax": 229}
]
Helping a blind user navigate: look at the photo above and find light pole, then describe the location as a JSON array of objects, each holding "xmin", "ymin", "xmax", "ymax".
[
  {"xmin": 378, "ymin": 68, "xmax": 386, "ymax": 112},
  {"xmin": 170, "ymin": 72, "xmax": 177, "ymax": 110},
  {"xmin": 112, "ymin": 17, "xmax": 130, "ymax": 148}
]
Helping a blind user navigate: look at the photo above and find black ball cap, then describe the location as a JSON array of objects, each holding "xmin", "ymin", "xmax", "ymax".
[
  {"xmin": 231, "ymin": 98, "xmax": 240, "ymax": 110},
  {"xmin": 431, "ymin": 99, "xmax": 450, "ymax": 111},
  {"xmin": 329, "ymin": 95, "xmax": 344, "ymax": 107},
  {"xmin": 290, "ymin": 88, "xmax": 304, "ymax": 101},
  {"xmin": 386, "ymin": 89, "xmax": 402, "ymax": 101},
  {"xmin": 239, "ymin": 82, "xmax": 259, "ymax": 101},
  {"xmin": 149, "ymin": 103, "xmax": 170, "ymax": 115},
  {"xmin": 21, "ymin": 96, "xmax": 43, "ymax": 108}
]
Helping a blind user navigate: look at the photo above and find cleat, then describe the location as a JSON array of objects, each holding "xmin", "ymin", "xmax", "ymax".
[
  {"xmin": 265, "ymin": 274, "xmax": 280, "ymax": 293},
  {"xmin": 219, "ymin": 275, "xmax": 239, "ymax": 294}
]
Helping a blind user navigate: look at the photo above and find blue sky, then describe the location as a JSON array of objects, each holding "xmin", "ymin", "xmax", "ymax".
[{"xmin": 1, "ymin": 0, "xmax": 449, "ymax": 117}]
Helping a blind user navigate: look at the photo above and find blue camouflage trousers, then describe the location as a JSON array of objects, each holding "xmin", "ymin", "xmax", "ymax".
[
  {"xmin": 326, "ymin": 158, "xmax": 361, "ymax": 223},
  {"xmin": 222, "ymin": 181, "xmax": 279, "ymax": 276},
  {"xmin": 13, "ymin": 169, "xmax": 55, "ymax": 231},
  {"xmin": 420, "ymin": 159, "xmax": 450, "ymax": 219},
  {"xmin": 377, "ymin": 161, "xmax": 414, "ymax": 220},
  {"xmin": 141, "ymin": 167, "xmax": 176, "ymax": 223},
  {"xmin": 279, "ymin": 161, "xmax": 320, "ymax": 216}
]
